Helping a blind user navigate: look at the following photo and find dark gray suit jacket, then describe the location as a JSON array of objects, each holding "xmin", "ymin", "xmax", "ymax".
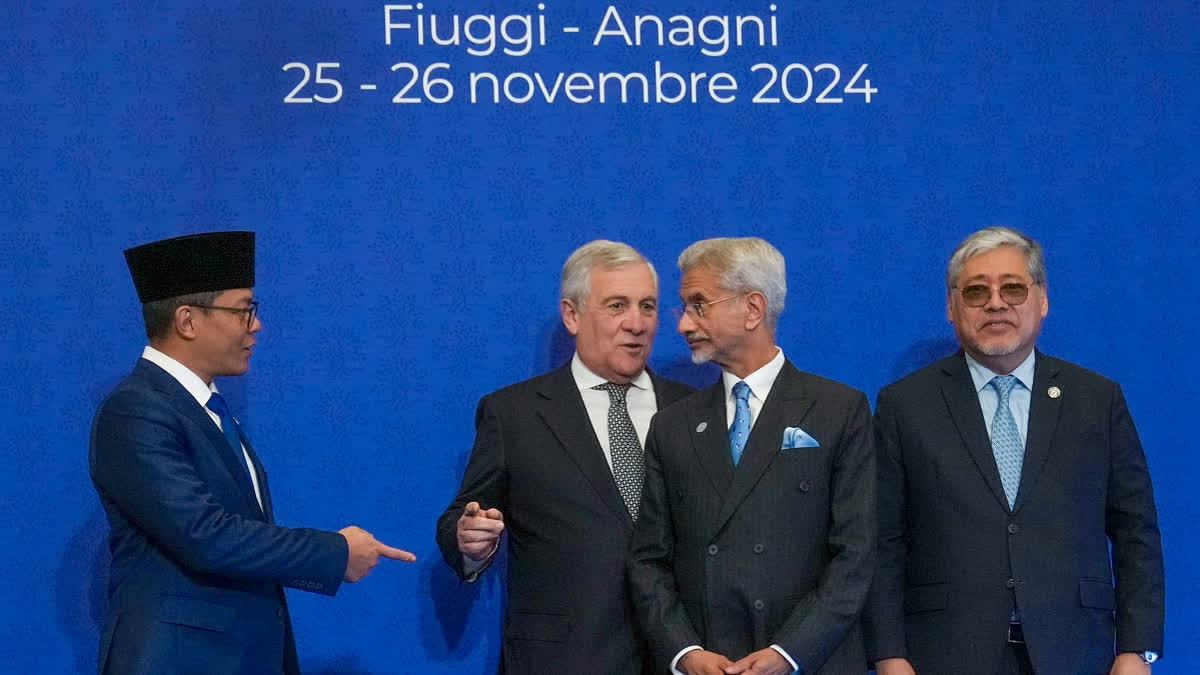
[
  {"xmin": 628, "ymin": 360, "xmax": 876, "ymax": 673},
  {"xmin": 864, "ymin": 351, "xmax": 1165, "ymax": 674},
  {"xmin": 435, "ymin": 363, "xmax": 694, "ymax": 674}
]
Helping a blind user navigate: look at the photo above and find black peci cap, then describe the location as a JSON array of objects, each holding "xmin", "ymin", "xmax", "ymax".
[{"xmin": 123, "ymin": 231, "xmax": 255, "ymax": 303}]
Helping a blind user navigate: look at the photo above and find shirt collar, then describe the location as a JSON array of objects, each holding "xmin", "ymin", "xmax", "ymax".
[
  {"xmin": 570, "ymin": 352, "xmax": 652, "ymax": 391},
  {"xmin": 964, "ymin": 349, "xmax": 1036, "ymax": 394},
  {"xmin": 722, "ymin": 347, "xmax": 785, "ymax": 403},
  {"xmin": 142, "ymin": 345, "xmax": 219, "ymax": 407}
]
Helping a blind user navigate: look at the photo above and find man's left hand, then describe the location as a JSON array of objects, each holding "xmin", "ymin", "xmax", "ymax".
[
  {"xmin": 722, "ymin": 648, "xmax": 792, "ymax": 675},
  {"xmin": 1110, "ymin": 653, "xmax": 1151, "ymax": 675}
]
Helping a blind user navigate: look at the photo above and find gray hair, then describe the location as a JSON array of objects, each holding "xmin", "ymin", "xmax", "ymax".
[
  {"xmin": 561, "ymin": 240, "xmax": 658, "ymax": 306},
  {"xmin": 946, "ymin": 226, "xmax": 1046, "ymax": 289},
  {"xmin": 678, "ymin": 237, "xmax": 786, "ymax": 332}
]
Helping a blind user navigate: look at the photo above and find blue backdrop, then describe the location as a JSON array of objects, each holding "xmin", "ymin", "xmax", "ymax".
[{"xmin": 3, "ymin": 0, "xmax": 1197, "ymax": 672}]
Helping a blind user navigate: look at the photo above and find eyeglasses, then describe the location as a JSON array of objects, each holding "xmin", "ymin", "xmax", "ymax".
[
  {"xmin": 674, "ymin": 294, "xmax": 739, "ymax": 320},
  {"xmin": 190, "ymin": 300, "xmax": 259, "ymax": 328},
  {"xmin": 953, "ymin": 283, "xmax": 1038, "ymax": 308}
]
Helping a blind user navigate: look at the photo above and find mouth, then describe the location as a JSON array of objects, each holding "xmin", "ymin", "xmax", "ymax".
[{"xmin": 979, "ymin": 320, "xmax": 1014, "ymax": 332}]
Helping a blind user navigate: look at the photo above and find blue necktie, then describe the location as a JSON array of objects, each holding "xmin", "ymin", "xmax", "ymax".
[
  {"xmin": 989, "ymin": 375, "xmax": 1024, "ymax": 509},
  {"xmin": 206, "ymin": 392, "xmax": 254, "ymax": 486},
  {"xmin": 729, "ymin": 381, "xmax": 752, "ymax": 466}
]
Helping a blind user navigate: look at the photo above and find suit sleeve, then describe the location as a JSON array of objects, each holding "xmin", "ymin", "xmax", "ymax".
[
  {"xmin": 435, "ymin": 394, "xmax": 509, "ymax": 580},
  {"xmin": 862, "ymin": 386, "xmax": 909, "ymax": 663},
  {"xmin": 1104, "ymin": 383, "xmax": 1165, "ymax": 655},
  {"xmin": 772, "ymin": 391, "xmax": 877, "ymax": 669},
  {"xmin": 89, "ymin": 389, "xmax": 347, "ymax": 595},
  {"xmin": 628, "ymin": 417, "xmax": 704, "ymax": 670}
]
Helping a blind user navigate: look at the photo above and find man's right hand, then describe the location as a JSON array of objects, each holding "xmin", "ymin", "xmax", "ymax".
[
  {"xmin": 876, "ymin": 658, "xmax": 918, "ymax": 675},
  {"xmin": 340, "ymin": 526, "xmax": 416, "ymax": 582},
  {"xmin": 456, "ymin": 501, "xmax": 505, "ymax": 561},
  {"xmin": 679, "ymin": 650, "xmax": 735, "ymax": 675}
]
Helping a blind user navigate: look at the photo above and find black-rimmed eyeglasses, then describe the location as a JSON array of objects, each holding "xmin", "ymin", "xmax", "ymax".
[{"xmin": 191, "ymin": 300, "xmax": 259, "ymax": 328}]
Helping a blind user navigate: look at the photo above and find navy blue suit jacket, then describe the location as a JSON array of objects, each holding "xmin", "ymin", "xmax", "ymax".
[
  {"xmin": 864, "ymin": 352, "xmax": 1165, "ymax": 674},
  {"xmin": 89, "ymin": 358, "xmax": 348, "ymax": 675}
]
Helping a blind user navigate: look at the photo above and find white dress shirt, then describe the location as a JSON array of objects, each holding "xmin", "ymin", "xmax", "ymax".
[
  {"xmin": 571, "ymin": 352, "xmax": 658, "ymax": 464},
  {"xmin": 672, "ymin": 346, "xmax": 798, "ymax": 675},
  {"xmin": 462, "ymin": 354, "xmax": 659, "ymax": 577},
  {"xmin": 141, "ymin": 346, "xmax": 264, "ymax": 510}
]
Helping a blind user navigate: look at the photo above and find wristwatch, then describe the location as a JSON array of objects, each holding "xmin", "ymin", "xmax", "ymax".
[{"xmin": 1140, "ymin": 651, "xmax": 1159, "ymax": 665}]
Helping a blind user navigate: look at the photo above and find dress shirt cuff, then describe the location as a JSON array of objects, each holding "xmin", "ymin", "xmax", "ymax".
[
  {"xmin": 670, "ymin": 645, "xmax": 703, "ymax": 674},
  {"xmin": 771, "ymin": 644, "xmax": 800, "ymax": 673},
  {"xmin": 460, "ymin": 543, "xmax": 498, "ymax": 582}
]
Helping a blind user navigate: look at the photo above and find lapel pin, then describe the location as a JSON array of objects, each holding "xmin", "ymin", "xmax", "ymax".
[
  {"xmin": 696, "ymin": 421, "xmax": 708, "ymax": 433},
  {"xmin": 1048, "ymin": 386, "xmax": 1061, "ymax": 399}
]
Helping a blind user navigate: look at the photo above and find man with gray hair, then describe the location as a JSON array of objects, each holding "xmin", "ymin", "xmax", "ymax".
[
  {"xmin": 629, "ymin": 237, "xmax": 876, "ymax": 674},
  {"xmin": 865, "ymin": 227, "xmax": 1164, "ymax": 674},
  {"xmin": 436, "ymin": 240, "xmax": 694, "ymax": 673}
]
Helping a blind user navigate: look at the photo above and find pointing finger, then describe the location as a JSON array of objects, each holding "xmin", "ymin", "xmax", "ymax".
[{"xmin": 377, "ymin": 544, "xmax": 417, "ymax": 562}]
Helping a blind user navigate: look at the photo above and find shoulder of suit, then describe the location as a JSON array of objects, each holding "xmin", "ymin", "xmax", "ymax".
[
  {"xmin": 784, "ymin": 362, "xmax": 868, "ymax": 402},
  {"xmin": 649, "ymin": 373, "xmax": 698, "ymax": 403},
  {"xmin": 477, "ymin": 364, "xmax": 572, "ymax": 406},
  {"xmin": 1035, "ymin": 352, "xmax": 1119, "ymax": 389}
]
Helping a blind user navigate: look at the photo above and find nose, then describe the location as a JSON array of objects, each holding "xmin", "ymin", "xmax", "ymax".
[
  {"xmin": 249, "ymin": 315, "xmax": 262, "ymax": 333},
  {"xmin": 622, "ymin": 307, "xmax": 649, "ymax": 335},
  {"xmin": 983, "ymin": 288, "xmax": 1009, "ymax": 311},
  {"xmin": 677, "ymin": 309, "xmax": 696, "ymax": 335}
]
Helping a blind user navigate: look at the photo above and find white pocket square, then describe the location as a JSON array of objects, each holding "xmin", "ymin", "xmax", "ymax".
[{"xmin": 781, "ymin": 426, "xmax": 820, "ymax": 449}]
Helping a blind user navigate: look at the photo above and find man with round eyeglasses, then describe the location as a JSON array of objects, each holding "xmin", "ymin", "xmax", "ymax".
[{"xmin": 865, "ymin": 226, "xmax": 1165, "ymax": 675}]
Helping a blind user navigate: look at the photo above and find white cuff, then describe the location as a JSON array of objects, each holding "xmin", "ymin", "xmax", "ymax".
[
  {"xmin": 670, "ymin": 645, "xmax": 703, "ymax": 674},
  {"xmin": 770, "ymin": 644, "xmax": 799, "ymax": 673}
]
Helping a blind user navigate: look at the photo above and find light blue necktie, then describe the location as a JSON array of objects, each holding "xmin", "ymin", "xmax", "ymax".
[
  {"xmin": 206, "ymin": 392, "xmax": 254, "ymax": 486},
  {"xmin": 989, "ymin": 375, "xmax": 1024, "ymax": 509},
  {"xmin": 729, "ymin": 381, "xmax": 752, "ymax": 466}
]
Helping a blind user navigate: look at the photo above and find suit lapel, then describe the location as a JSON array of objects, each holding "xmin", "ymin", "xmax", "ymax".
[
  {"xmin": 713, "ymin": 362, "xmax": 815, "ymax": 538},
  {"xmin": 687, "ymin": 383, "xmax": 735, "ymax": 500},
  {"xmin": 135, "ymin": 359, "xmax": 267, "ymax": 519},
  {"xmin": 1013, "ymin": 352, "xmax": 1062, "ymax": 514},
  {"xmin": 939, "ymin": 354, "xmax": 1012, "ymax": 512},
  {"xmin": 241, "ymin": 435, "xmax": 274, "ymax": 523},
  {"xmin": 535, "ymin": 365, "xmax": 634, "ymax": 530}
]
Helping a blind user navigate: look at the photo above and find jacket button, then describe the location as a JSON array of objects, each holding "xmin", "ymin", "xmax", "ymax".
[
  {"xmin": 753, "ymin": 543, "xmax": 764, "ymax": 554},
  {"xmin": 1007, "ymin": 523, "xmax": 1020, "ymax": 535},
  {"xmin": 753, "ymin": 599, "xmax": 765, "ymax": 611},
  {"xmin": 1005, "ymin": 578, "xmax": 1015, "ymax": 589},
  {"xmin": 798, "ymin": 481, "xmax": 810, "ymax": 492},
  {"xmin": 707, "ymin": 544, "xmax": 719, "ymax": 555}
]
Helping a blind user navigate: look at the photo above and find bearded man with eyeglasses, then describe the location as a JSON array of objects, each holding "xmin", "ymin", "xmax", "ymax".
[{"xmin": 864, "ymin": 227, "xmax": 1165, "ymax": 675}]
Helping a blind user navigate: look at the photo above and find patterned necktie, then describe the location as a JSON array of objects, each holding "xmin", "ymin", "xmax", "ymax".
[
  {"xmin": 206, "ymin": 392, "xmax": 254, "ymax": 486},
  {"xmin": 593, "ymin": 382, "xmax": 644, "ymax": 521},
  {"xmin": 989, "ymin": 375, "xmax": 1024, "ymax": 509},
  {"xmin": 729, "ymin": 381, "xmax": 752, "ymax": 466}
]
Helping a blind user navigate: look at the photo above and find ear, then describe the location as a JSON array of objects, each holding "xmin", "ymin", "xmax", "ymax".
[
  {"xmin": 173, "ymin": 305, "xmax": 199, "ymax": 341},
  {"xmin": 1038, "ymin": 282, "xmax": 1049, "ymax": 319},
  {"xmin": 946, "ymin": 291, "xmax": 955, "ymax": 324},
  {"xmin": 560, "ymin": 298, "xmax": 581, "ymax": 336},
  {"xmin": 743, "ymin": 291, "xmax": 767, "ymax": 331}
]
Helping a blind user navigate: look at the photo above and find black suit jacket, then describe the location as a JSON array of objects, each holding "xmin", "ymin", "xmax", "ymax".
[
  {"xmin": 90, "ymin": 359, "xmax": 348, "ymax": 675},
  {"xmin": 628, "ymin": 360, "xmax": 876, "ymax": 673},
  {"xmin": 864, "ymin": 351, "xmax": 1165, "ymax": 674},
  {"xmin": 435, "ymin": 363, "xmax": 694, "ymax": 674}
]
